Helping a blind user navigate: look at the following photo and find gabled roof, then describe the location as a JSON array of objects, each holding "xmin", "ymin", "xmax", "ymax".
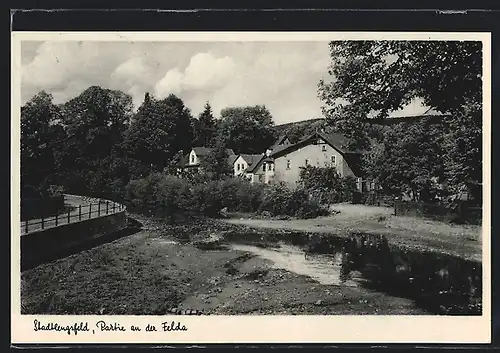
[
  {"xmin": 228, "ymin": 154, "xmax": 239, "ymax": 166},
  {"xmin": 316, "ymin": 131, "xmax": 360, "ymax": 154},
  {"xmin": 245, "ymin": 154, "xmax": 267, "ymax": 173},
  {"xmin": 238, "ymin": 154, "xmax": 262, "ymax": 166},
  {"xmin": 177, "ymin": 147, "xmax": 237, "ymax": 168},
  {"xmin": 269, "ymin": 131, "xmax": 359, "ymax": 159},
  {"xmin": 176, "ymin": 153, "xmax": 190, "ymax": 167},
  {"xmin": 245, "ymin": 154, "xmax": 274, "ymax": 173},
  {"xmin": 269, "ymin": 134, "xmax": 291, "ymax": 150}
]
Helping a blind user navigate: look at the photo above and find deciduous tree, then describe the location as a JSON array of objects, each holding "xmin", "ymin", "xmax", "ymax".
[
  {"xmin": 318, "ymin": 40, "xmax": 482, "ymax": 199},
  {"xmin": 217, "ymin": 105, "xmax": 276, "ymax": 154}
]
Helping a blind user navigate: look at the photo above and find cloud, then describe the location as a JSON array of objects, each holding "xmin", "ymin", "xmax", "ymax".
[
  {"xmin": 111, "ymin": 57, "xmax": 154, "ymax": 86},
  {"xmin": 21, "ymin": 41, "xmax": 332, "ymax": 124},
  {"xmin": 154, "ymin": 53, "xmax": 237, "ymax": 98},
  {"xmin": 155, "ymin": 68, "xmax": 185, "ymax": 96},
  {"xmin": 21, "ymin": 41, "xmax": 127, "ymax": 104}
]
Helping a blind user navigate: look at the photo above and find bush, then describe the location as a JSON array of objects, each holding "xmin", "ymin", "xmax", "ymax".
[
  {"xmin": 125, "ymin": 173, "xmax": 165, "ymax": 211},
  {"xmin": 218, "ymin": 178, "xmax": 264, "ymax": 212},
  {"xmin": 157, "ymin": 175, "xmax": 191, "ymax": 214},
  {"xmin": 288, "ymin": 187, "xmax": 329, "ymax": 219},
  {"xmin": 259, "ymin": 182, "xmax": 329, "ymax": 219},
  {"xmin": 125, "ymin": 173, "xmax": 328, "ymax": 219},
  {"xmin": 46, "ymin": 184, "xmax": 65, "ymax": 198},
  {"xmin": 299, "ymin": 165, "xmax": 361, "ymax": 204},
  {"xmin": 236, "ymin": 181, "xmax": 264, "ymax": 212},
  {"xmin": 259, "ymin": 182, "xmax": 293, "ymax": 216},
  {"xmin": 191, "ymin": 181, "xmax": 223, "ymax": 217}
]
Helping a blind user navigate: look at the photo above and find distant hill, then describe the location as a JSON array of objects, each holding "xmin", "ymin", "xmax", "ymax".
[
  {"xmin": 370, "ymin": 114, "xmax": 448, "ymax": 126},
  {"xmin": 272, "ymin": 114, "xmax": 449, "ymax": 144},
  {"xmin": 273, "ymin": 118, "xmax": 326, "ymax": 143}
]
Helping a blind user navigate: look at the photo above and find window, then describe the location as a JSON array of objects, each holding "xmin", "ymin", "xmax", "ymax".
[
  {"xmin": 268, "ymin": 163, "xmax": 272, "ymax": 171},
  {"xmin": 305, "ymin": 159, "xmax": 309, "ymax": 166},
  {"xmin": 191, "ymin": 155, "xmax": 195, "ymax": 164},
  {"xmin": 286, "ymin": 160, "xmax": 291, "ymax": 169},
  {"xmin": 321, "ymin": 145, "xmax": 327, "ymax": 152},
  {"xmin": 262, "ymin": 164, "xmax": 266, "ymax": 172},
  {"xmin": 331, "ymin": 155, "xmax": 336, "ymax": 166},
  {"xmin": 237, "ymin": 164, "xmax": 240, "ymax": 171}
]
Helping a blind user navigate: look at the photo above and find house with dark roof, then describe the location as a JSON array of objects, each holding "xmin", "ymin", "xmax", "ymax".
[
  {"xmin": 241, "ymin": 131, "xmax": 365, "ymax": 188},
  {"xmin": 233, "ymin": 154, "xmax": 264, "ymax": 179},
  {"xmin": 269, "ymin": 134, "xmax": 292, "ymax": 151},
  {"xmin": 176, "ymin": 146, "xmax": 236, "ymax": 171},
  {"xmin": 175, "ymin": 131, "xmax": 365, "ymax": 190}
]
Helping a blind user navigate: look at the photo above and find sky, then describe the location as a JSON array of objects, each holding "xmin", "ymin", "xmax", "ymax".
[{"xmin": 21, "ymin": 41, "xmax": 430, "ymax": 125}]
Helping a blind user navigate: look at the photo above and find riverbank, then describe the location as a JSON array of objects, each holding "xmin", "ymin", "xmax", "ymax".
[
  {"xmin": 21, "ymin": 213, "xmax": 430, "ymax": 316},
  {"xmin": 223, "ymin": 204, "xmax": 482, "ymax": 262}
]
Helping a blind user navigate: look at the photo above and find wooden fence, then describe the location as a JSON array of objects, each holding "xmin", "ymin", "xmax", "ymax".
[{"xmin": 20, "ymin": 197, "xmax": 126, "ymax": 235}]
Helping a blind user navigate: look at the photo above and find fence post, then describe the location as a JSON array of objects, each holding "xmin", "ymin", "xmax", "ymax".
[
  {"xmin": 25, "ymin": 221, "xmax": 28, "ymax": 234},
  {"xmin": 67, "ymin": 209, "xmax": 71, "ymax": 224},
  {"xmin": 106, "ymin": 201, "xmax": 109, "ymax": 215},
  {"xmin": 55, "ymin": 213, "xmax": 58, "ymax": 226},
  {"xmin": 89, "ymin": 204, "xmax": 92, "ymax": 219},
  {"xmin": 98, "ymin": 202, "xmax": 101, "ymax": 217},
  {"xmin": 79, "ymin": 205, "xmax": 82, "ymax": 221},
  {"xmin": 113, "ymin": 202, "xmax": 116, "ymax": 213},
  {"xmin": 41, "ymin": 217, "xmax": 44, "ymax": 230}
]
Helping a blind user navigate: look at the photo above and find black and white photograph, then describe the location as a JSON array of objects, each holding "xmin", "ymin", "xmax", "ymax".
[{"xmin": 12, "ymin": 31, "xmax": 491, "ymax": 343}]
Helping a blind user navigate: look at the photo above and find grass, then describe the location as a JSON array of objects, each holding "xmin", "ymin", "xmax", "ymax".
[{"xmin": 223, "ymin": 203, "xmax": 482, "ymax": 262}]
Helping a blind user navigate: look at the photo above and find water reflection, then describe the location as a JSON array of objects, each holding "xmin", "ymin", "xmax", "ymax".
[
  {"xmin": 230, "ymin": 243, "xmax": 360, "ymax": 287},
  {"xmin": 224, "ymin": 231, "xmax": 482, "ymax": 315}
]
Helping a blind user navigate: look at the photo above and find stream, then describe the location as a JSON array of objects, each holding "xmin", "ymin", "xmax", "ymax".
[
  {"xmin": 221, "ymin": 230, "xmax": 482, "ymax": 315},
  {"xmin": 230, "ymin": 243, "xmax": 361, "ymax": 287}
]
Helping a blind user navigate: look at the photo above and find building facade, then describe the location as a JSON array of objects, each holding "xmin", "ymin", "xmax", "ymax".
[
  {"xmin": 176, "ymin": 132, "xmax": 364, "ymax": 191},
  {"xmin": 240, "ymin": 131, "xmax": 363, "ymax": 188}
]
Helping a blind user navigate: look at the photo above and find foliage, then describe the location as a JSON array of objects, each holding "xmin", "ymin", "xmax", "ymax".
[
  {"xmin": 276, "ymin": 118, "xmax": 326, "ymax": 143},
  {"xmin": 199, "ymin": 139, "xmax": 233, "ymax": 181},
  {"xmin": 192, "ymin": 102, "xmax": 217, "ymax": 147},
  {"xmin": 362, "ymin": 118, "xmax": 446, "ymax": 202},
  {"xmin": 123, "ymin": 92, "xmax": 194, "ymax": 172},
  {"xmin": 319, "ymin": 40, "xmax": 481, "ymax": 122},
  {"xmin": 217, "ymin": 105, "xmax": 276, "ymax": 154},
  {"xmin": 259, "ymin": 182, "xmax": 329, "ymax": 219},
  {"xmin": 125, "ymin": 173, "xmax": 166, "ymax": 211},
  {"xmin": 218, "ymin": 178, "xmax": 265, "ymax": 212},
  {"xmin": 440, "ymin": 99, "xmax": 482, "ymax": 201},
  {"xmin": 124, "ymin": 174, "xmax": 327, "ymax": 219},
  {"xmin": 318, "ymin": 40, "xmax": 482, "ymax": 199},
  {"xmin": 298, "ymin": 165, "xmax": 361, "ymax": 204},
  {"xmin": 21, "ymin": 91, "xmax": 65, "ymax": 197},
  {"xmin": 157, "ymin": 175, "xmax": 192, "ymax": 214}
]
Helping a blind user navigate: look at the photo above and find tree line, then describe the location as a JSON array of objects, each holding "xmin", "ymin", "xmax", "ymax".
[
  {"xmin": 21, "ymin": 87, "xmax": 277, "ymax": 203},
  {"xmin": 21, "ymin": 40, "xmax": 482, "ymax": 210},
  {"xmin": 318, "ymin": 40, "xmax": 482, "ymax": 204}
]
